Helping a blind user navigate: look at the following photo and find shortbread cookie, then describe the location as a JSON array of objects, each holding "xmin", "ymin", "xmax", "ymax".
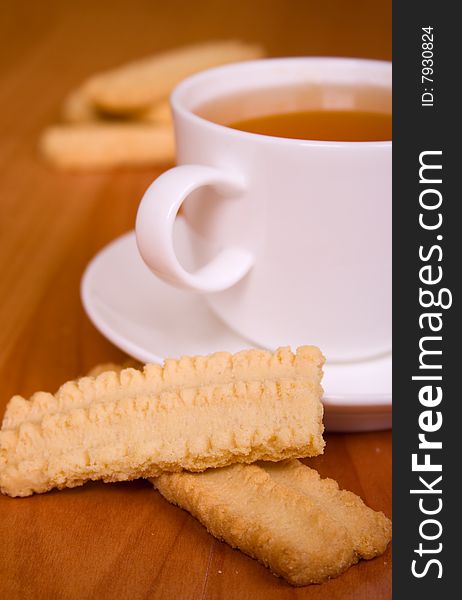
[
  {"xmin": 258, "ymin": 460, "xmax": 391, "ymax": 560},
  {"xmin": 62, "ymin": 88, "xmax": 99, "ymax": 123},
  {"xmin": 39, "ymin": 123, "xmax": 175, "ymax": 169},
  {"xmin": 142, "ymin": 100, "xmax": 172, "ymax": 125},
  {"xmin": 152, "ymin": 460, "xmax": 391, "ymax": 586},
  {"xmin": 86, "ymin": 360, "xmax": 142, "ymax": 378},
  {"xmin": 82, "ymin": 40, "xmax": 264, "ymax": 113},
  {"xmin": 62, "ymin": 90, "xmax": 172, "ymax": 126},
  {"xmin": 0, "ymin": 346, "xmax": 325, "ymax": 497}
]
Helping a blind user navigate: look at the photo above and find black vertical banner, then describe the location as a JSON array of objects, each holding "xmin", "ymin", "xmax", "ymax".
[{"xmin": 393, "ymin": 2, "xmax": 458, "ymax": 597}]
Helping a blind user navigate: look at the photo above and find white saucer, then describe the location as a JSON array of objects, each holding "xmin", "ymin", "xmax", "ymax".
[{"xmin": 81, "ymin": 221, "xmax": 391, "ymax": 432}]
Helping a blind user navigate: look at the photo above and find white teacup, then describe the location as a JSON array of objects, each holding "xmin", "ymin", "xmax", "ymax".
[{"xmin": 136, "ymin": 58, "xmax": 391, "ymax": 362}]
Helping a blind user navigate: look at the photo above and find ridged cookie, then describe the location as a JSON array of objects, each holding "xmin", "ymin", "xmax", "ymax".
[
  {"xmin": 152, "ymin": 460, "xmax": 391, "ymax": 586},
  {"xmin": 0, "ymin": 346, "xmax": 324, "ymax": 497},
  {"xmin": 82, "ymin": 40, "xmax": 264, "ymax": 113},
  {"xmin": 61, "ymin": 90, "xmax": 172, "ymax": 126},
  {"xmin": 39, "ymin": 123, "xmax": 175, "ymax": 169}
]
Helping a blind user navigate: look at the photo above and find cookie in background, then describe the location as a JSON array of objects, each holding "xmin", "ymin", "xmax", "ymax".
[{"xmin": 39, "ymin": 40, "xmax": 265, "ymax": 170}]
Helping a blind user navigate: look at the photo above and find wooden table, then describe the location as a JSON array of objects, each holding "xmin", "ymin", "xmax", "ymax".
[{"xmin": 0, "ymin": 1, "xmax": 391, "ymax": 598}]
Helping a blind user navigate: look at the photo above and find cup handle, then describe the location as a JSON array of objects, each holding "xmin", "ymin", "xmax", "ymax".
[{"xmin": 135, "ymin": 164, "xmax": 254, "ymax": 292}]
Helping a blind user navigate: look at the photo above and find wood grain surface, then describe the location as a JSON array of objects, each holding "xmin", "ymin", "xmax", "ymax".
[{"xmin": 0, "ymin": 1, "xmax": 392, "ymax": 598}]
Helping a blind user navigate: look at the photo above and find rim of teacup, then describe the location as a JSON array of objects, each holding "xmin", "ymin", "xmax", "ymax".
[{"xmin": 171, "ymin": 56, "xmax": 392, "ymax": 148}]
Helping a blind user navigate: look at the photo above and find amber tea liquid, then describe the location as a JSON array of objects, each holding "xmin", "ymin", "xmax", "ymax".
[
  {"xmin": 229, "ymin": 109, "xmax": 391, "ymax": 142},
  {"xmin": 196, "ymin": 82, "xmax": 392, "ymax": 142}
]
